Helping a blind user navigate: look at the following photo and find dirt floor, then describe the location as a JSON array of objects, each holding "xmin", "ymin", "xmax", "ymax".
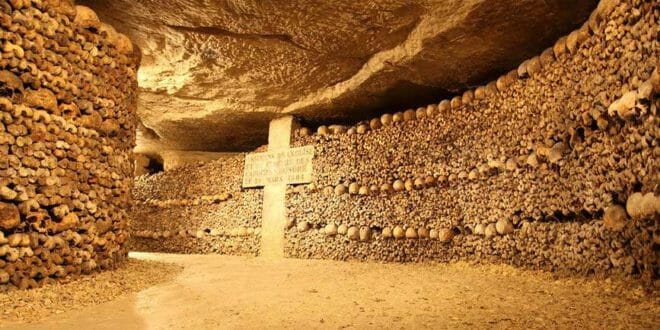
[
  {"xmin": 0, "ymin": 259, "xmax": 181, "ymax": 325},
  {"xmin": 1, "ymin": 253, "xmax": 658, "ymax": 329}
]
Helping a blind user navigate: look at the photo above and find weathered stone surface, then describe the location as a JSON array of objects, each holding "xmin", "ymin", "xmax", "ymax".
[
  {"xmin": 160, "ymin": 151, "xmax": 240, "ymax": 171},
  {"xmin": 80, "ymin": 0, "xmax": 596, "ymax": 152}
]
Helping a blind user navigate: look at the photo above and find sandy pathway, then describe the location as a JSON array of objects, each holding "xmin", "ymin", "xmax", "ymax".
[{"xmin": 3, "ymin": 253, "xmax": 658, "ymax": 329}]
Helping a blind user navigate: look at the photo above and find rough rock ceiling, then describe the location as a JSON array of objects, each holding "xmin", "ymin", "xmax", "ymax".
[{"xmin": 79, "ymin": 0, "xmax": 598, "ymax": 152}]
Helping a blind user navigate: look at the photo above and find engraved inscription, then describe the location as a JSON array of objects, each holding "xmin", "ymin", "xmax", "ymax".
[{"xmin": 243, "ymin": 146, "xmax": 314, "ymax": 188}]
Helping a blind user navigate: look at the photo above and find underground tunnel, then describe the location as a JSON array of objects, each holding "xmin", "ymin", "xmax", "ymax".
[{"xmin": 0, "ymin": 0, "xmax": 658, "ymax": 328}]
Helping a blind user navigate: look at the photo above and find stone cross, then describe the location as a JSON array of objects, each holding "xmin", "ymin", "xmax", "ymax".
[{"xmin": 242, "ymin": 116, "xmax": 314, "ymax": 258}]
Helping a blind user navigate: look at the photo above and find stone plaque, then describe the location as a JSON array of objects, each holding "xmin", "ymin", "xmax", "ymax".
[{"xmin": 243, "ymin": 145, "xmax": 314, "ymax": 188}]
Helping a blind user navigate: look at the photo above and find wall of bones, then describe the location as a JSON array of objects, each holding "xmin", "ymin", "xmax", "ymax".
[
  {"xmin": 0, "ymin": 2, "xmax": 138, "ymax": 291},
  {"xmin": 286, "ymin": 0, "xmax": 658, "ymax": 284},
  {"xmin": 129, "ymin": 0, "xmax": 657, "ymax": 284},
  {"xmin": 131, "ymin": 154, "xmax": 263, "ymax": 256}
]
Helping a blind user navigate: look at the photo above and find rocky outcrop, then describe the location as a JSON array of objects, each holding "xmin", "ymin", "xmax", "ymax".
[{"xmin": 79, "ymin": 0, "xmax": 597, "ymax": 152}]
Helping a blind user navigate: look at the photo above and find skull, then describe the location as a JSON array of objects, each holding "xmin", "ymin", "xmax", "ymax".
[
  {"xmin": 98, "ymin": 22, "xmax": 119, "ymax": 45},
  {"xmin": 47, "ymin": 0, "xmax": 77, "ymax": 19},
  {"xmin": 74, "ymin": 5, "xmax": 100, "ymax": 30},
  {"xmin": 26, "ymin": 210, "xmax": 51, "ymax": 233},
  {"xmin": 24, "ymin": 89, "xmax": 59, "ymax": 114},
  {"xmin": 59, "ymin": 102, "xmax": 80, "ymax": 119},
  {"xmin": 0, "ymin": 202, "xmax": 20, "ymax": 231},
  {"xmin": 0, "ymin": 70, "xmax": 24, "ymax": 100}
]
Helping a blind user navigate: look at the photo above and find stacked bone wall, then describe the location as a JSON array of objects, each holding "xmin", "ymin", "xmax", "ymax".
[
  {"xmin": 131, "ymin": 154, "xmax": 262, "ymax": 256},
  {"xmin": 286, "ymin": 0, "xmax": 659, "ymax": 284},
  {"xmin": 0, "ymin": 2, "xmax": 138, "ymax": 291}
]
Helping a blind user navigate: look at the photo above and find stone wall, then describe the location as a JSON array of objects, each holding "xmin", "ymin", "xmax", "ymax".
[
  {"xmin": 286, "ymin": 0, "xmax": 658, "ymax": 284},
  {"xmin": 130, "ymin": 154, "xmax": 262, "ymax": 255},
  {"xmin": 159, "ymin": 150, "xmax": 240, "ymax": 171},
  {"xmin": 0, "ymin": 2, "xmax": 138, "ymax": 290}
]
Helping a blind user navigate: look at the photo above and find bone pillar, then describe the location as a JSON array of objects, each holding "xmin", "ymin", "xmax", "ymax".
[{"xmin": 0, "ymin": 3, "xmax": 138, "ymax": 291}]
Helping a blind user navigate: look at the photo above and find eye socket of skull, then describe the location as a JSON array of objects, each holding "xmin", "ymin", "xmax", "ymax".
[
  {"xmin": 60, "ymin": 103, "xmax": 80, "ymax": 118},
  {"xmin": 26, "ymin": 210, "xmax": 51, "ymax": 223},
  {"xmin": 98, "ymin": 23, "xmax": 119, "ymax": 43}
]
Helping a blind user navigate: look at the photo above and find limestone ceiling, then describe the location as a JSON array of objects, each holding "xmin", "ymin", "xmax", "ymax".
[{"xmin": 78, "ymin": 0, "xmax": 598, "ymax": 152}]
